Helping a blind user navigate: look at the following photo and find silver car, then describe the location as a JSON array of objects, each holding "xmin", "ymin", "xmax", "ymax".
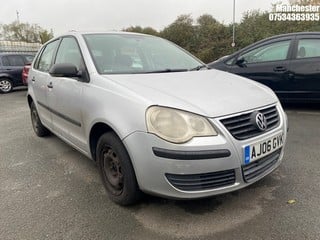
[{"xmin": 27, "ymin": 32, "xmax": 288, "ymax": 205}]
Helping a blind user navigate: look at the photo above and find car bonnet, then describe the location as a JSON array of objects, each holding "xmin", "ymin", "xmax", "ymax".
[{"xmin": 102, "ymin": 69, "xmax": 277, "ymax": 118}]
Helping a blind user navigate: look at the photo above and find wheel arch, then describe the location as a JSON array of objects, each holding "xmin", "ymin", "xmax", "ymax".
[
  {"xmin": 27, "ymin": 95, "xmax": 33, "ymax": 108},
  {"xmin": 89, "ymin": 122, "xmax": 118, "ymax": 162},
  {"xmin": 0, "ymin": 73, "xmax": 13, "ymax": 79}
]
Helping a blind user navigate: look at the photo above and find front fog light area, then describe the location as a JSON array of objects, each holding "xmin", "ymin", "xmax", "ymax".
[{"xmin": 146, "ymin": 106, "xmax": 218, "ymax": 143}]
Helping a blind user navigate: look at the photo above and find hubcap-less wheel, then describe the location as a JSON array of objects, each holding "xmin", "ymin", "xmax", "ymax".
[
  {"xmin": 0, "ymin": 79, "xmax": 12, "ymax": 93},
  {"xmin": 97, "ymin": 132, "xmax": 142, "ymax": 205},
  {"xmin": 102, "ymin": 147, "xmax": 124, "ymax": 196}
]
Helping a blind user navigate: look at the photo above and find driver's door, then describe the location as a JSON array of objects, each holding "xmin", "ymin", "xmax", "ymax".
[{"xmin": 230, "ymin": 39, "xmax": 293, "ymax": 96}]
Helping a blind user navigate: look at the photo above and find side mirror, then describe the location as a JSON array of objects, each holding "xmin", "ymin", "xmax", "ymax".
[
  {"xmin": 49, "ymin": 63, "xmax": 81, "ymax": 78},
  {"xmin": 235, "ymin": 57, "xmax": 246, "ymax": 68}
]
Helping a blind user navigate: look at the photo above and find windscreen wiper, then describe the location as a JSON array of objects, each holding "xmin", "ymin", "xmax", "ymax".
[
  {"xmin": 143, "ymin": 68, "xmax": 188, "ymax": 74},
  {"xmin": 189, "ymin": 65, "xmax": 208, "ymax": 71}
]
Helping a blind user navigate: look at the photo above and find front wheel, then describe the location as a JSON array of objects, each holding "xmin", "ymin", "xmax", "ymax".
[
  {"xmin": 96, "ymin": 132, "xmax": 142, "ymax": 205},
  {"xmin": 0, "ymin": 78, "xmax": 13, "ymax": 93}
]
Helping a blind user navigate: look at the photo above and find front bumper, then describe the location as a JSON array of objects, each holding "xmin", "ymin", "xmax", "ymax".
[{"xmin": 123, "ymin": 104, "xmax": 287, "ymax": 199}]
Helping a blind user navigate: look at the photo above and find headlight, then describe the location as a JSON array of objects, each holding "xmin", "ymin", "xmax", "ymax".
[{"xmin": 146, "ymin": 106, "xmax": 218, "ymax": 143}]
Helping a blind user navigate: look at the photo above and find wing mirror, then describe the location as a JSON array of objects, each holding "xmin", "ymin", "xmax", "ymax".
[
  {"xmin": 49, "ymin": 63, "xmax": 81, "ymax": 78},
  {"xmin": 235, "ymin": 57, "xmax": 247, "ymax": 68}
]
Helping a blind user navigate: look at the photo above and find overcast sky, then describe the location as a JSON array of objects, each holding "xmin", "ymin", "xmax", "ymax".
[{"xmin": 1, "ymin": 0, "xmax": 286, "ymax": 35}]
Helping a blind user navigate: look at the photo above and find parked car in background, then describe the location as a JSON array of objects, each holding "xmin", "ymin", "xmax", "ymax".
[
  {"xmin": 208, "ymin": 32, "xmax": 320, "ymax": 102},
  {"xmin": 0, "ymin": 53, "xmax": 34, "ymax": 93},
  {"xmin": 22, "ymin": 63, "xmax": 31, "ymax": 85},
  {"xmin": 28, "ymin": 31, "xmax": 287, "ymax": 205}
]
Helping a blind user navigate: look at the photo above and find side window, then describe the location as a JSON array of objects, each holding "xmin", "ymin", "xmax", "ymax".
[
  {"xmin": 239, "ymin": 40, "xmax": 291, "ymax": 64},
  {"xmin": 2, "ymin": 56, "xmax": 10, "ymax": 66},
  {"xmin": 24, "ymin": 55, "xmax": 34, "ymax": 64},
  {"xmin": 55, "ymin": 37, "xmax": 84, "ymax": 70},
  {"xmin": 36, "ymin": 40, "xmax": 59, "ymax": 72},
  {"xmin": 297, "ymin": 39, "xmax": 320, "ymax": 59},
  {"xmin": 7, "ymin": 55, "xmax": 25, "ymax": 66}
]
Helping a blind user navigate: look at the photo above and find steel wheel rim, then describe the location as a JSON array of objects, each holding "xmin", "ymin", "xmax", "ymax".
[
  {"xmin": 102, "ymin": 147, "xmax": 124, "ymax": 196},
  {"xmin": 0, "ymin": 80, "xmax": 12, "ymax": 92}
]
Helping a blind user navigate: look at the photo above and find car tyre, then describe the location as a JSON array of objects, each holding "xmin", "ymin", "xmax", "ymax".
[
  {"xmin": 97, "ymin": 132, "xmax": 142, "ymax": 205},
  {"xmin": 0, "ymin": 78, "xmax": 13, "ymax": 93},
  {"xmin": 30, "ymin": 102, "xmax": 50, "ymax": 137}
]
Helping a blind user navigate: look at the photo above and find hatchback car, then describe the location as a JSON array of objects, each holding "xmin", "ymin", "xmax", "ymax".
[
  {"xmin": 27, "ymin": 32, "xmax": 287, "ymax": 205},
  {"xmin": 0, "ymin": 53, "xmax": 34, "ymax": 93},
  {"xmin": 208, "ymin": 32, "xmax": 320, "ymax": 102}
]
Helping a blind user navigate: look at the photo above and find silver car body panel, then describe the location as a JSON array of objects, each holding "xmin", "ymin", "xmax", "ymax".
[{"xmin": 27, "ymin": 32, "xmax": 288, "ymax": 199}]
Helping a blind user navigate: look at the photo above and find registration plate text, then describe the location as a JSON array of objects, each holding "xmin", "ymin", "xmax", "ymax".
[{"xmin": 244, "ymin": 132, "xmax": 284, "ymax": 164}]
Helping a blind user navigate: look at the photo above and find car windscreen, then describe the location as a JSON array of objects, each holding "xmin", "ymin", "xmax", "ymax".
[{"xmin": 83, "ymin": 33, "xmax": 203, "ymax": 74}]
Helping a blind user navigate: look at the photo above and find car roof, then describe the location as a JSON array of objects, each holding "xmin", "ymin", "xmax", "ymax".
[
  {"xmin": 221, "ymin": 31, "xmax": 320, "ymax": 61},
  {"xmin": 60, "ymin": 30, "xmax": 149, "ymax": 37},
  {"xmin": 0, "ymin": 53, "xmax": 34, "ymax": 56},
  {"xmin": 251, "ymin": 31, "xmax": 320, "ymax": 44}
]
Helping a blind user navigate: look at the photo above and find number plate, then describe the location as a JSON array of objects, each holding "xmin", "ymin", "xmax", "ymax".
[{"xmin": 244, "ymin": 132, "xmax": 284, "ymax": 165}]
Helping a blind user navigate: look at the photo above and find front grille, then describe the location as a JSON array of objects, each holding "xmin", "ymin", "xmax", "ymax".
[
  {"xmin": 220, "ymin": 106, "xmax": 279, "ymax": 140},
  {"xmin": 165, "ymin": 169, "xmax": 235, "ymax": 191},
  {"xmin": 242, "ymin": 148, "xmax": 282, "ymax": 182}
]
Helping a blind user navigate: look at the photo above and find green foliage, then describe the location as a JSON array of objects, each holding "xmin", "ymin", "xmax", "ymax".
[
  {"xmin": 0, "ymin": 21, "xmax": 53, "ymax": 44},
  {"xmin": 124, "ymin": 26, "xmax": 159, "ymax": 36},
  {"xmin": 160, "ymin": 15, "xmax": 197, "ymax": 53}
]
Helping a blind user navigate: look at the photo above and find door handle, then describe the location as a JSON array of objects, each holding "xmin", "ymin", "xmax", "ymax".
[
  {"xmin": 31, "ymin": 77, "xmax": 35, "ymax": 82},
  {"xmin": 273, "ymin": 66, "xmax": 287, "ymax": 72},
  {"xmin": 47, "ymin": 82, "xmax": 53, "ymax": 89}
]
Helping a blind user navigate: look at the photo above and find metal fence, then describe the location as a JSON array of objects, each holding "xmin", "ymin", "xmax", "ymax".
[{"xmin": 0, "ymin": 40, "xmax": 41, "ymax": 54}]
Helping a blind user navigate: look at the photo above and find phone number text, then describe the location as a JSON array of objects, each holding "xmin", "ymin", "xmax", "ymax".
[{"xmin": 269, "ymin": 13, "xmax": 320, "ymax": 21}]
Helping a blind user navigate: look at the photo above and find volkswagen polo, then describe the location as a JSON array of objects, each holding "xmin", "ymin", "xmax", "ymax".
[{"xmin": 27, "ymin": 32, "xmax": 288, "ymax": 205}]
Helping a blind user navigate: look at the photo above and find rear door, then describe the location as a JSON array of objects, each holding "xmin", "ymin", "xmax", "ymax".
[
  {"xmin": 229, "ymin": 37, "xmax": 294, "ymax": 97},
  {"xmin": 29, "ymin": 39, "xmax": 60, "ymax": 129},
  {"xmin": 286, "ymin": 34, "xmax": 320, "ymax": 101}
]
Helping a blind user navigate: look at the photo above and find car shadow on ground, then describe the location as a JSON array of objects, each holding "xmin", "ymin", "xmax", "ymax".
[{"xmin": 12, "ymin": 86, "xmax": 28, "ymax": 93}]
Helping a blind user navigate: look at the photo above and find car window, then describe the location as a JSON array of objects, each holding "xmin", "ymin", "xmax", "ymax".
[
  {"xmin": 1, "ymin": 56, "xmax": 10, "ymax": 66},
  {"xmin": 84, "ymin": 34, "xmax": 203, "ymax": 74},
  {"xmin": 225, "ymin": 56, "xmax": 235, "ymax": 65},
  {"xmin": 36, "ymin": 40, "xmax": 59, "ymax": 72},
  {"xmin": 239, "ymin": 40, "xmax": 291, "ymax": 64},
  {"xmin": 24, "ymin": 55, "xmax": 34, "ymax": 64},
  {"xmin": 297, "ymin": 39, "xmax": 320, "ymax": 59},
  {"xmin": 55, "ymin": 37, "xmax": 84, "ymax": 70},
  {"xmin": 6, "ymin": 55, "xmax": 25, "ymax": 66}
]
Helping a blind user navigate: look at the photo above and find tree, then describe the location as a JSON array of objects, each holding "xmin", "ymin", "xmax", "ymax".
[
  {"xmin": 124, "ymin": 26, "xmax": 159, "ymax": 36},
  {"xmin": 195, "ymin": 14, "xmax": 231, "ymax": 62},
  {"xmin": 160, "ymin": 14, "xmax": 197, "ymax": 53},
  {"xmin": 0, "ymin": 21, "xmax": 53, "ymax": 44},
  {"xmin": 289, "ymin": 0, "xmax": 320, "ymax": 4}
]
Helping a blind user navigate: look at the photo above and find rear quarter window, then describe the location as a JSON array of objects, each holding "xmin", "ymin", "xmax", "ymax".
[{"xmin": 297, "ymin": 39, "xmax": 320, "ymax": 59}]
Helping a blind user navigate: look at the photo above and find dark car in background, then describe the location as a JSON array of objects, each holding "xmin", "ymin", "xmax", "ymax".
[
  {"xmin": 22, "ymin": 63, "xmax": 31, "ymax": 85},
  {"xmin": 0, "ymin": 53, "xmax": 34, "ymax": 93},
  {"xmin": 208, "ymin": 32, "xmax": 320, "ymax": 102}
]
